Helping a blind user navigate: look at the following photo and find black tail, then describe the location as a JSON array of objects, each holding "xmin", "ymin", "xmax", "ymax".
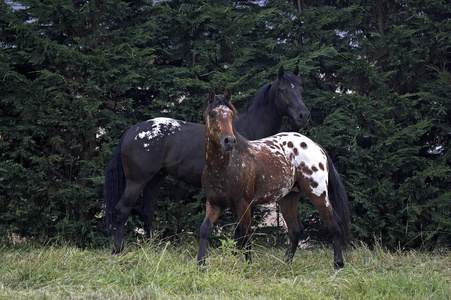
[
  {"xmin": 104, "ymin": 131, "xmax": 127, "ymax": 233},
  {"xmin": 326, "ymin": 152, "xmax": 350, "ymax": 244}
]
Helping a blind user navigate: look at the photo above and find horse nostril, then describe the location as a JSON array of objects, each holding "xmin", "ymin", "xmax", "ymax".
[
  {"xmin": 300, "ymin": 112, "xmax": 311, "ymax": 122},
  {"xmin": 224, "ymin": 136, "xmax": 235, "ymax": 144},
  {"xmin": 223, "ymin": 136, "xmax": 236, "ymax": 150}
]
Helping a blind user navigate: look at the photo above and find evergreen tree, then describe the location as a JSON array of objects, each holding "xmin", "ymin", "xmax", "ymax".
[
  {"xmin": 1, "ymin": 0, "xmax": 449, "ymax": 249},
  {"xmin": 293, "ymin": 0, "xmax": 451, "ymax": 248},
  {"xmin": 0, "ymin": 0, "xmax": 159, "ymax": 244}
]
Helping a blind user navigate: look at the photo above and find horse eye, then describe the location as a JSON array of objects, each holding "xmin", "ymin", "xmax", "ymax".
[
  {"xmin": 280, "ymin": 90, "xmax": 287, "ymax": 94},
  {"xmin": 209, "ymin": 112, "xmax": 216, "ymax": 119}
]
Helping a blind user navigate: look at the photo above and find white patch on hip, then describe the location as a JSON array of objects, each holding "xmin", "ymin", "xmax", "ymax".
[{"xmin": 135, "ymin": 117, "xmax": 185, "ymax": 142}]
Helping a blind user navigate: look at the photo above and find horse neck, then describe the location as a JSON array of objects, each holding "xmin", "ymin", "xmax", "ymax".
[
  {"xmin": 235, "ymin": 85, "xmax": 282, "ymax": 139},
  {"xmin": 205, "ymin": 129, "xmax": 249, "ymax": 171},
  {"xmin": 205, "ymin": 136, "xmax": 232, "ymax": 170}
]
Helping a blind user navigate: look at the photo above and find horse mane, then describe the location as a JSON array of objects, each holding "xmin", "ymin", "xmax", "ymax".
[
  {"xmin": 232, "ymin": 126, "xmax": 251, "ymax": 153},
  {"xmin": 240, "ymin": 71, "xmax": 302, "ymax": 115},
  {"xmin": 240, "ymin": 83, "xmax": 272, "ymax": 114}
]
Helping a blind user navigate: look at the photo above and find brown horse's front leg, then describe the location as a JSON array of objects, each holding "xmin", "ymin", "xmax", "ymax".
[{"xmin": 198, "ymin": 201, "xmax": 222, "ymax": 265}]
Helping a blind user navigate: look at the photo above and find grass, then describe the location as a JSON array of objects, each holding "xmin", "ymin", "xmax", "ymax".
[{"xmin": 1, "ymin": 236, "xmax": 450, "ymax": 299}]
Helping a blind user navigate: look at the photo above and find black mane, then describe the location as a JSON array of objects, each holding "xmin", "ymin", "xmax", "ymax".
[
  {"xmin": 240, "ymin": 83, "xmax": 272, "ymax": 114},
  {"xmin": 240, "ymin": 71, "xmax": 302, "ymax": 115}
]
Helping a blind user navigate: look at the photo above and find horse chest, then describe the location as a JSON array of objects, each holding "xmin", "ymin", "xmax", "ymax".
[{"xmin": 204, "ymin": 161, "xmax": 249, "ymax": 192}]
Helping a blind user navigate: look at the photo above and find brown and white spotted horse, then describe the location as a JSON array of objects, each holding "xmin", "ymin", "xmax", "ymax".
[{"xmin": 199, "ymin": 89, "xmax": 350, "ymax": 268}]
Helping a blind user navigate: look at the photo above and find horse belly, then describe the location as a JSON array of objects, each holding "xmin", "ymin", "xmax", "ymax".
[{"xmin": 163, "ymin": 136, "xmax": 205, "ymax": 186}]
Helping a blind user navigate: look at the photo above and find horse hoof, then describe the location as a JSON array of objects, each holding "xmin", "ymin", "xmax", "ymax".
[
  {"xmin": 283, "ymin": 255, "xmax": 293, "ymax": 265},
  {"xmin": 112, "ymin": 246, "xmax": 123, "ymax": 255},
  {"xmin": 284, "ymin": 250, "xmax": 294, "ymax": 264},
  {"xmin": 334, "ymin": 261, "xmax": 344, "ymax": 269}
]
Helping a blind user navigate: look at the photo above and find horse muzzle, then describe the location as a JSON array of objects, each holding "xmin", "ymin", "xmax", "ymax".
[
  {"xmin": 220, "ymin": 135, "xmax": 237, "ymax": 152},
  {"xmin": 293, "ymin": 110, "xmax": 311, "ymax": 128}
]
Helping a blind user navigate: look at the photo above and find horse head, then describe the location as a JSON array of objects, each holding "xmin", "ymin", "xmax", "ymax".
[
  {"xmin": 273, "ymin": 66, "xmax": 311, "ymax": 127},
  {"xmin": 204, "ymin": 89, "xmax": 237, "ymax": 152}
]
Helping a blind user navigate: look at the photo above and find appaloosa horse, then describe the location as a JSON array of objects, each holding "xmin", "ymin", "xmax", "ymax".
[
  {"xmin": 199, "ymin": 90, "xmax": 350, "ymax": 268},
  {"xmin": 104, "ymin": 66, "xmax": 310, "ymax": 253}
]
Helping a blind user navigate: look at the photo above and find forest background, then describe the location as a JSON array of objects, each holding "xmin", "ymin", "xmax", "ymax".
[{"xmin": 0, "ymin": 0, "xmax": 450, "ymax": 250}]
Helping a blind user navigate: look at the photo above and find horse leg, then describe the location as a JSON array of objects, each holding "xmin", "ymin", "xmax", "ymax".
[
  {"xmin": 278, "ymin": 192, "xmax": 304, "ymax": 264},
  {"xmin": 140, "ymin": 173, "xmax": 166, "ymax": 240},
  {"xmin": 198, "ymin": 201, "xmax": 222, "ymax": 265},
  {"xmin": 304, "ymin": 191, "xmax": 344, "ymax": 269},
  {"xmin": 234, "ymin": 223, "xmax": 246, "ymax": 249},
  {"xmin": 113, "ymin": 181, "xmax": 145, "ymax": 254},
  {"xmin": 331, "ymin": 217, "xmax": 344, "ymax": 269},
  {"xmin": 234, "ymin": 202, "xmax": 253, "ymax": 263}
]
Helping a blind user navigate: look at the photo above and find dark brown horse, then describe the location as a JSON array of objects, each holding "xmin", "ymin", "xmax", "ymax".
[
  {"xmin": 104, "ymin": 66, "xmax": 311, "ymax": 253},
  {"xmin": 199, "ymin": 90, "xmax": 350, "ymax": 268}
]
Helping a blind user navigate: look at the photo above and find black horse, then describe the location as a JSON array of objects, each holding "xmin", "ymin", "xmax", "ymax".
[{"xmin": 104, "ymin": 66, "xmax": 310, "ymax": 253}]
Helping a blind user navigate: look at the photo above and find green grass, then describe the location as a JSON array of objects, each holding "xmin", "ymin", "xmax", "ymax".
[{"xmin": 1, "ymin": 237, "xmax": 450, "ymax": 299}]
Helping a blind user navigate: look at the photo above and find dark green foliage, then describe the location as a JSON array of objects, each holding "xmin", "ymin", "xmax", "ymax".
[
  {"xmin": 1, "ymin": 0, "xmax": 449, "ymax": 249},
  {"xmin": 297, "ymin": 0, "xmax": 451, "ymax": 248}
]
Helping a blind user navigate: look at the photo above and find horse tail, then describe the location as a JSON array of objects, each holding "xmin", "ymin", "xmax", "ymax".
[
  {"xmin": 325, "ymin": 151, "xmax": 350, "ymax": 244},
  {"xmin": 104, "ymin": 131, "xmax": 128, "ymax": 233}
]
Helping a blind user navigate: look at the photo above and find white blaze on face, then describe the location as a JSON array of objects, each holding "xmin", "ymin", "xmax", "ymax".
[
  {"xmin": 291, "ymin": 83, "xmax": 295, "ymax": 89},
  {"xmin": 211, "ymin": 105, "xmax": 233, "ymax": 137},
  {"xmin": 215, "ymin": 105, "xmax": 232, "ymax": 121}
]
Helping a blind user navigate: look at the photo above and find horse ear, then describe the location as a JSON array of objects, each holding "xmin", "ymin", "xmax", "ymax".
[
  {"xmin": 208, "ymin": 88, "xmax": 216, "ymax": 104},
  {"xmin": 278, "ymin": 66, "xmax": 285, "ymax": 79},
  {"xmin": 293, "ymin": 65, "xmax": 299, "ymax": 76},
  {"xmin": 224, "ymin": 89, "xmax": 232, "ymax": 102}
]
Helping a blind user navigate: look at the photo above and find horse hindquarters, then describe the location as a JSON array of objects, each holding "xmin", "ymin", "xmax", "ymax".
[{"xmin": 111, "ymin": 135, "xmax": 168, "ymax": 253}]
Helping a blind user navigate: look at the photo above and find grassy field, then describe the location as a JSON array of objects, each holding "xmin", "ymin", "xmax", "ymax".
[{"xmin": 1, "ymin": 236, "xmax": 450, "ymax": 299}]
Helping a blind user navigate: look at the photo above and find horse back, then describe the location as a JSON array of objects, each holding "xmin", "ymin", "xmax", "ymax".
[{"xmin": 121, "ymin": 118, "xmax": 206, "ymax": 186}]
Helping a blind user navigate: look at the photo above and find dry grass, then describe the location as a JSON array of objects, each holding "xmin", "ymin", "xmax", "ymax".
[{"xmin": 1, "ymin": 237, "xmax": 450, "ymax": 299}]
